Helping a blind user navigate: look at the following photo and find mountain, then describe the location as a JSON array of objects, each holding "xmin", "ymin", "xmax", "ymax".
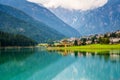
[
  {"xmin": 0, "ymin": 4, "xmax": 65, "ymax": 42},
  {"xmin": 0, "ymin": 0, "xmax": 80, "ymax": 37},
  {"xmin": 49, "ymin": 0, "xmax": 120, "ymax": 36},
  {"xmin": 0, "ymin": 31, "xmax": 37, "ymax": 47}
]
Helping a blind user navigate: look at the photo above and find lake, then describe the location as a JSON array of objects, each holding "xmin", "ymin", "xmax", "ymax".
[{"xmin": 0, "ymin": 47, "xmax": 120, "ymax": 80}]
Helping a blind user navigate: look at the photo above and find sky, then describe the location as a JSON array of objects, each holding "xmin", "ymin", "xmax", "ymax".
[{"xmin": 27, "ymin": 0, "xmax": 108, "ymax": 11}]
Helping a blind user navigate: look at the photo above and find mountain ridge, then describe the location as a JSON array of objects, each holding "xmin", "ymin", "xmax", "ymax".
[
  {"xmin": 0, "ymin": 0, "xmax": 80, "ymax": 37},
  {"xmin": 0, "ymin": 4, "xmax": 65, "ymax": 42},
  {"xmin": 49, "ymin": 0, "xmax": 120, "ymax": 36}
]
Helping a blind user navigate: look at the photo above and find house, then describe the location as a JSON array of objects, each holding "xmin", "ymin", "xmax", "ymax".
[
  {"xmin": 96, "ymin": 34, "xmax": 104, "ymax": 38},
  {"xmin": 110, "ymin": 38, "xmax": 120, "ymax": 44},
  {"xmin": 106, "ymin": 33, "xmax": 111, "ymax": 37},
  {"xmin": 86, "ymin": 40, "xmax": 92, "ymax": 44},
  {"xmin": 115, "ymin": 30, "xmax": 120, "ymax": 34},
  {"xmin": 60, "ymin": 39, "xmax": 73, "ymax": 47}
]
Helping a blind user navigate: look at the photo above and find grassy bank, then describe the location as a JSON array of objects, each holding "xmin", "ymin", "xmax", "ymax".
[
  {"xmin": 47, "ymin": 44, "xmax": 120, "ymax": 53},
  {"xmin": 48, "ymin": 44, "xmax": 120, "ymax": 49}
]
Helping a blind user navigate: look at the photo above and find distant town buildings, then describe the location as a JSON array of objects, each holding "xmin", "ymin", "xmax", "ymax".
[{"xmin": 47, "ymin": 30, "xmax": 120, "ymax": 47}]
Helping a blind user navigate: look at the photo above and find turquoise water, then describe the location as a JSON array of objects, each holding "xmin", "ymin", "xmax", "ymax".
[{"xmin": 0, "ymin": 48, "xmax": 120, "ymax": 80}]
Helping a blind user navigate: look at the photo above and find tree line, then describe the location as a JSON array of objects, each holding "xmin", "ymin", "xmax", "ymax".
[{"xmin": 0, "ymin": 31, "xmax": 37, "ymax": 47}]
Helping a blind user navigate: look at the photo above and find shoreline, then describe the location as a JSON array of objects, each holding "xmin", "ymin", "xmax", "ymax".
[
  {"xmin": 47, "ymin": 44, "xmax": 120, "ymax": 53},
  {"xmin": 47, "ymin": 44, "xmax": 120, "ymax": 51},
  {"xmin": 0, "ymin": 46, "xmax": 36, "ymax": 49}
]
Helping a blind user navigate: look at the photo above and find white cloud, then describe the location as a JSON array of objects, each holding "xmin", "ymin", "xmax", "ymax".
[{"xmin": 27, "ymin": 0, "xmax": 108, "ymax": 11}]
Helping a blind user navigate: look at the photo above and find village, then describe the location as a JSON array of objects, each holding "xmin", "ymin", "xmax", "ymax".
[{"xmin": 39, "ymin": 30, "xmax": 120, "ymax": 47}]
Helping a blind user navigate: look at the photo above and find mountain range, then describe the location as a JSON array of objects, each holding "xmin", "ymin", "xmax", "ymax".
[
  {"xmin": 0, "ymin": 4, "xmax": 65, "ymax": 42},
  {"xmin": 0, "ymin": 0, "xmax": 80, "ymax": 37},
  {"xmin": 49, "ymin": 0, "xmax": 120, "ymax": 36},
  {"xmin": 0, "ymin": 0, "xmax": 118, "ymax": 41}
]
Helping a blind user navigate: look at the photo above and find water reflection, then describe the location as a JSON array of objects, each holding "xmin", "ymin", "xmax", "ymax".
[
  {"xmin": 0, "ymin": 48, "xmax": 76, "ymax": 80},
  {"xmin": 48, "ymin": 49, "xmax": 120, "ymax": 62},
  {"xmin": 50, "ymin": 49, "xmax": 120, "ymax": 80},
  {"xmin": 0, "ymin": 48, "xmax": 36, "ymax": 64},
  {"xmin": 0, "ymin": 48, "xmax": 120, "ymax": 80}
]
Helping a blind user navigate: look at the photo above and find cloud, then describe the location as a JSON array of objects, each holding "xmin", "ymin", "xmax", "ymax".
[{"xmin": 27, "ymin": 0, "xmax": 108, "ymax": 11}]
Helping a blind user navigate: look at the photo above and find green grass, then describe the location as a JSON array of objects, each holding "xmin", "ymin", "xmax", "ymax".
[
  {"xmin": 66, "ymin": 44, "xmax": 120, "ymax": 49},
  {"xmin": 47, "ymin": 44, "xmax": 120, "ymax": 53}
]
